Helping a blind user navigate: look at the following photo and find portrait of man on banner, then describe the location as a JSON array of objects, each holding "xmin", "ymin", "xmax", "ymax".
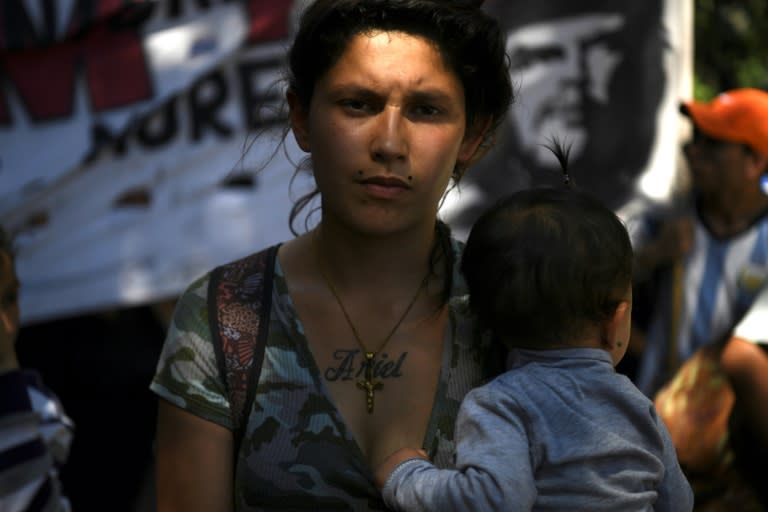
[{"xmin": 447, "ymin": 0, "xmax": 667, "ymax": 237}]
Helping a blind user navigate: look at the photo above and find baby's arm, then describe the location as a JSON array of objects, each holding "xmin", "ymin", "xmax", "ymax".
[
  {"xmin": 377, "ymin": 384, "xmax": 536, "ymax": 512},
  {"xmin": 374, "ymin": 448, "xmax": 429, "ymax": 489}
]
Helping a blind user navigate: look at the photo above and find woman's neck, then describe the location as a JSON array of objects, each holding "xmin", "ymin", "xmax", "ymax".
[{"xmin": 312, "ymin": 221, "xmax": 440, "ymax": 287}]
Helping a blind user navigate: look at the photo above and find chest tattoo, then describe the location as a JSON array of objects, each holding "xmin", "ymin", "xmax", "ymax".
[{"xmin": 324, "ymin": 349, "xmax": 407, "ymax": 381}]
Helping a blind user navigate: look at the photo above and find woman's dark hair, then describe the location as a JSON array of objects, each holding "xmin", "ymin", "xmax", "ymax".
[
  {"xmin": 285, "ymin": 0, "xmax": 512, "ymax": 219},
  {"xmin": 284, "ymin": 0, "xmax": 513, "ymax": 304},
  {"xmin": 460, "ymin": 184, "xmax": 633, "ymax": 347}
]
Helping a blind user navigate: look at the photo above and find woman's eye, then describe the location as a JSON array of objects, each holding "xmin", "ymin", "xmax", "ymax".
[
  {"xmin": 412, "ymin": 105, "xmax": 440, "ymax": 117},
  {"xmin": 340, "ymin": 99, "xmax": 369, "ymax": 112}
]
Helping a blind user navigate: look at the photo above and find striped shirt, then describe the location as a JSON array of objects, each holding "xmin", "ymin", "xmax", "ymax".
[
  {"xmin": 625, "ymin": 201, "xmax": 768, "ymax": 396},
  {"xmin": 0, "ymin": 370, "xmax": 74, "ymax": 512}
]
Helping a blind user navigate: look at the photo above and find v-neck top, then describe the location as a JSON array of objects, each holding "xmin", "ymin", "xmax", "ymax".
[{"xmin": 150, "ymin": 240, "xmax": 498, "ymax": 511}]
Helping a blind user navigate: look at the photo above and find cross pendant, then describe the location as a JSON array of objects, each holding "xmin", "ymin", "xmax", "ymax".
[{"xmin": 357, "ymin": 351, "xmax": 383, "ymax": 413}]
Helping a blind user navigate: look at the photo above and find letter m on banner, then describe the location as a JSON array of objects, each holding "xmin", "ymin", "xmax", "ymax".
[{"xmin": 0, "ymin": 0, "xmax": 153, "ymax": 124}]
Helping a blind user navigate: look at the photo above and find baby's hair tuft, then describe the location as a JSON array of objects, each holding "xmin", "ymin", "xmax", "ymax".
[{"xmin": 542, "ymin": 137, "xmax": 573, "ymax": 187}]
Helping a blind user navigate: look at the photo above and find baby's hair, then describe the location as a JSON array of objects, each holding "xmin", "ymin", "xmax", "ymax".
[
  {"xmin": 460, "ymin": 153, "xmax": 633, "ymax": 348},
  {"xmin": 540, "ymin": 137, "xmax": 574, "ymax": 187}
]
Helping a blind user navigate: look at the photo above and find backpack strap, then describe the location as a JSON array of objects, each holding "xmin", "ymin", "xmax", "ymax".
[{"xmin": 208, "ymin": 244, "xmax": 279, "ymax": 459}]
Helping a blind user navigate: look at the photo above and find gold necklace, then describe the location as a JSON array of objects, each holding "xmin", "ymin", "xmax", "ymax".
[{"xmin": 313, "ymin": 231, "xmax": 430, "ymax": 414}]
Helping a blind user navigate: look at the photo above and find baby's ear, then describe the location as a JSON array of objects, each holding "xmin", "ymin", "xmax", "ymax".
[{"xmin": 601, "ymin": 301, "xmax": 630, "ymax": 349}]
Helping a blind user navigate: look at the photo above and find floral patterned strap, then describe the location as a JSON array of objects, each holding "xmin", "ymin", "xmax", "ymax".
[{"xmin": 208, "ymin": 244, "xmax": 280, "ymax": 457}]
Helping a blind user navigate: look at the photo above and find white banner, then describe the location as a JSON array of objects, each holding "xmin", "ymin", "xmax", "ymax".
[
  {"xmin": 1, "ymin": 1, "xmax": 311, "ymax": 325},
  {"xmin": 0, "ymin": 0, "xmax": 691, "ymax": 325}
]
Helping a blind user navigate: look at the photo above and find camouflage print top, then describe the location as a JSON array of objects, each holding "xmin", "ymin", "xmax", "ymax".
[{"xmin": 150, "ymin": 240, "xmax": 500, "ymax": 511}]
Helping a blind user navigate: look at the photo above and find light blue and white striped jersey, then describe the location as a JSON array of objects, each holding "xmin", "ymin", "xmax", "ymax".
[
  {"xmin": 626, "ymin": 202, "xmax": 768, "ymax": 396},
  {"xmin": 734, "ymin": 280, "xmax": 768, "ymax": 343}
]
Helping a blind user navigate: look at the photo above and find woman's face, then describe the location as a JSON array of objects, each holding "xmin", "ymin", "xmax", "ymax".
[
  {"xmin": 289, "ymin": 30, "xmax": 485, "ymax": 236},
  {"xmin": 683, "ymin": 130, "xmax": 751, "ymax": 203}
]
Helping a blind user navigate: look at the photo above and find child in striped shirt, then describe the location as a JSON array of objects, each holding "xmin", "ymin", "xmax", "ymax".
[{"xmin": 0, "ymin": 227, "xmax": 74, "ymax": 511}]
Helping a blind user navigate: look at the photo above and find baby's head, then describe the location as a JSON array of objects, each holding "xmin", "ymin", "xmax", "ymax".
[{"xmin": 461, "ymin": 185, "xmax": 633, "ymax": 358}]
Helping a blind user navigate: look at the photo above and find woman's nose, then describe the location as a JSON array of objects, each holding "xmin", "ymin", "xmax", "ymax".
[{"xmin": 371, "ymin": 107, "xmax": 407, "ymax": 163}]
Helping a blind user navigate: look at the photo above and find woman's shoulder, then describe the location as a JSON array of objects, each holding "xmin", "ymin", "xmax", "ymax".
[
  {"xmin": 167, "ymin": 242, "xmax": 284, "ymax": 343},
  {"xmin": 174, "ymin": 243, "xmax": 282, "ymax": 304},
  {"xmin": 214, "ymin": 243, "xmax": 282, "ymax": 272}
]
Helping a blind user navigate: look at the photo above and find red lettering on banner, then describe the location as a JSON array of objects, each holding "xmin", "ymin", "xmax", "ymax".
[
  {"xmin": 1, "ymin": 0, "xmax": 148, "ymax": 50},
  {"xmin": 94, "ymin": 0, "xmax": 127, "ymax": 20},
  {"xmin": 0, "ymin": 1, "xmax": 289, "ymax": 124},
  {"xmin": 64, "ymin": 0, "xmax": 144, "ymax": 42},
  {"xmin": 0, "ymin": 23, "xmax": 151, "ymax": 124},
  {"xmin": 66, "ymin": 1, "xmax": 156, "ymax": 40},
  {"xmin": 244, "ymin": 0, "xmax": 292, "ymax": 43},
  {"xmin": 85, "ymin": 26, "xmax": 152, "ymax": 113}
]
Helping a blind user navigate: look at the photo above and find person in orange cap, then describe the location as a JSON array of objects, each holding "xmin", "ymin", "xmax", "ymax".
[{"xmin": 624, "ymin": 87, "xmax": 768, "ymax": 503}]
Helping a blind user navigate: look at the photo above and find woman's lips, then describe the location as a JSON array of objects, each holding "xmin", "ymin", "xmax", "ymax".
[{"xmin": 360, "ymin": 175, "xmax": 410, "ymax": 199}]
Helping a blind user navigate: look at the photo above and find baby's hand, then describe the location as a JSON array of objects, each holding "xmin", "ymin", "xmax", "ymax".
[{"xmin": 373, "ymin": 447, "xmax": 429, "ymax": 489}]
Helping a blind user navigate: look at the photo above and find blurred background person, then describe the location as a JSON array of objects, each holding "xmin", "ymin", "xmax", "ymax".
[
  {"xmin": 0, "ymin": 226, "xmax": 75, "ymax": 512},
  {"xmin": 627, "ymin": 88, "xmax": 768, "ymax": 400},
  {"xmin": 626, "ymin": 88, "xmax": 768, "ymax": 509}
]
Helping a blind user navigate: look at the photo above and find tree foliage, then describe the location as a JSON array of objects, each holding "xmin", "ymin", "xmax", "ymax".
[{"xmin": 693, "ymin": 0, "xmax": 768, "ymax": 100}]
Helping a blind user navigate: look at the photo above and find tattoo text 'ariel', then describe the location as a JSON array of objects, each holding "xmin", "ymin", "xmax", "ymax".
[{"xmin": 324, "ymin": 349, "xmax": 407, "ymax": 381}]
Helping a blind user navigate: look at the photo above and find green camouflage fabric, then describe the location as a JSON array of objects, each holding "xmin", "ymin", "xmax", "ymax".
[{"xmin": 150, "ymin": 240, "xmax": 501, "ymax": 511}]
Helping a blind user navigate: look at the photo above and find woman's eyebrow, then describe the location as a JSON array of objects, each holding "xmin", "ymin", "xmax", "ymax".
[
  {"xmin": 330, "ymin": 84, "xmax": 456, "ymax": 105},
  {"xmin": 407, "ymin": 90, "xmax": 455, "ymax": 105}
]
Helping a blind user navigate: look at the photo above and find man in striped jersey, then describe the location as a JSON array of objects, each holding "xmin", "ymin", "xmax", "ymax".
[
  {"xmin": 0, "ymin": 227, "xmax": 74, "ymax": 511},
  {"xmin": 626, "ymin": 88, "xmax": 768, "ymax": 448}
]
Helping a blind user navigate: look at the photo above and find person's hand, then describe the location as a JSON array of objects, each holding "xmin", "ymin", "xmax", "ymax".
[
  {"xmin": 373, "ymin": 448, "xmax": 429, "ymax": 489},
  {"xmin": 653, "ymin": 217, "xmax": 694, "ymax": 265}
]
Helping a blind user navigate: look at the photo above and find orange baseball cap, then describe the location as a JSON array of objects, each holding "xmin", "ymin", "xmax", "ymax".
[{"xmin": 681, "ymin": 88, "xmax": 768, "ymax": 158}]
